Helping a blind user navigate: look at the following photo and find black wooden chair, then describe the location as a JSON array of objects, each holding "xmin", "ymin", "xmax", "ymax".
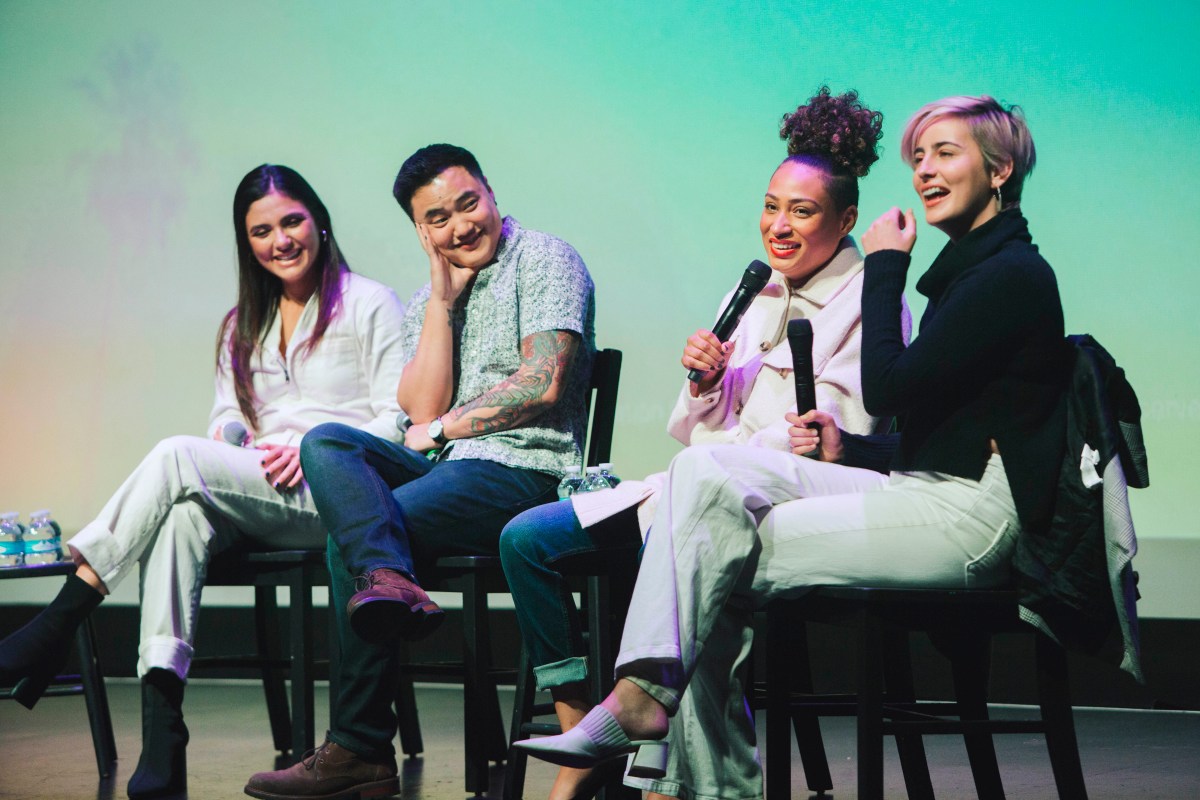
[
  {"xmin": 397, "ymin": 347, "xmax": 624, "ymax": 795},
  {"xmin": 763, "ymin": 586, "xmax": 1088, "ymax": 800},
  {"xmin": 0, "ymin": 562, "xmax": 117, "ymax": 779},
  {"xmin": 196, "ymin": 548, "xmax": 338, "ymax": 763},
  {"xmin": 501, "ymin": 538, "xmax": 642, "ymax": 800}
]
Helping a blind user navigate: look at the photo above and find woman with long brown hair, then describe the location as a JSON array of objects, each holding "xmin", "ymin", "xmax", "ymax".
[{"xmin": 0, "ymin": 164, "xmax": 407, "ymax": 799}]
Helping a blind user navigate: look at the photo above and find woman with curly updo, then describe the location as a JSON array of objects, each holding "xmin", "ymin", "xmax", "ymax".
[
  {"xmin": 519, "ymin": 93, "xmax": 1064, "ymax": 800},
  {"xmin": 504, "ymin": 87, "xmax": 904, "ymax": 800}
]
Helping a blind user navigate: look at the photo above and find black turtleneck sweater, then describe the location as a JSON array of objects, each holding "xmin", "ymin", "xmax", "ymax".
[{"xmin": 843, "ymin": 210, "xmax": 1071, "ymax": 535}]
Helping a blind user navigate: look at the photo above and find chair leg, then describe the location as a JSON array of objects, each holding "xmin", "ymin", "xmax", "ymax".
[
  {"xmin": 462, "ymin": 571, "xmax": 503, "ymax": 794},
  {"xmin": 855, "ymin": 608, "xmax": 886, "ymax": 800},
  {"xmin": 327, "ymin": 603, "xmax": 344, "ymax": 749},
  {"xmin": 289, "ymin": 571, "xmax": 317, "ymax": 759},
  {"xmin": 503, "ymin": 649, "xmax": 536, "ymax": 800},
  {"xmin": 882, "ymin": 629, "xmax": 934, "ymax": 800},
  {"xmin": 941, "ymin": 630, "xmax": 1005, "ymax": 800},
  {"xmin": 255, "ymin": 585, "xmax": 293, "ymax": 755},
  {"xmin": 765, "ymin": 605, "xmax": 794, "ymax": 800},
  {"xmin": 586, "ymin": 574, "xmax": 611, "ymax": 704},
  {"xmin": 76, "ymin": 616, "xmax": 117, "ymax": 779},
  {"xmin": 586, "ymin": 573, "xmax": 640, "ymax": 800},
  {"xmin": 789, "ymin": 618, "xmax": 833, "ymax": 796},
  {"xmin": 1035, "ymin": 634, "xmax": 1088, "ymax": 800},
  {"xmin": 394, "ymin": 653, "xmax": 425, "ymax": 757}
]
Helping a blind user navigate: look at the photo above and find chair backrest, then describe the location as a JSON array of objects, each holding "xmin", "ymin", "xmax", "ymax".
[{"xmin": 582, "ymin": 348, "xmax": 622, "ymax": 467}]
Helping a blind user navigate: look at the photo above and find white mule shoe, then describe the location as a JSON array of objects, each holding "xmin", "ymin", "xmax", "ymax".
[{"xmin": 514, "ymin": 705, "xmax": 668, "ymax": 779}]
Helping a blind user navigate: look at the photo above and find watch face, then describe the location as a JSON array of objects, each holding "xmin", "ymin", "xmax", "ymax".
[{"xmin": 430, "ymin": 418, "xmax": 445, "ymax": 443}]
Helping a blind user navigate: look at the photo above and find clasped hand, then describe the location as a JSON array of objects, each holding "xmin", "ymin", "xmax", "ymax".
[
  {"xmin": 260, "ymin": 444, "xmax": 304, "ymax": 491},
  {"xmin": 403, "ymin": 420, "xmax": 438, "ymax": 454},
  {"xmin": 786, "ymin": 409, "xmax": 843, "ymax": 463},
  {"xmin": 682, "ymin": 329, "xmax": 731, "ymax": 396}
]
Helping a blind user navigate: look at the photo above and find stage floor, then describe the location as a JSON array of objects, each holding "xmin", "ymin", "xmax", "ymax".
[{"xmin": 2, "ymin": 680, "xmax": 1198, "ymax": 799}]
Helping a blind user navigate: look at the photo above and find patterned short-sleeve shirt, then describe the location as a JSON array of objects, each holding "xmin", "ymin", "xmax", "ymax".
[{"xmin": 399, "ymin": 217, "xmax": 596, "ymax": 477}]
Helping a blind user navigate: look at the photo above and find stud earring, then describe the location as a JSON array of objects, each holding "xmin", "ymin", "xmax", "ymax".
[{"xmin": 321, "ymin": 229, "xmax": 328, "ymax": 241}]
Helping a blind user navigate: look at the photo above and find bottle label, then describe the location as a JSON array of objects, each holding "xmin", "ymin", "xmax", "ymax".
[
  {"xmin": 25, "ymin": 538, "xmax": 60, "ymax": 553},
  {"xmin": 0, "ymin": 540, "xmax": 22, "ymax": 556}
]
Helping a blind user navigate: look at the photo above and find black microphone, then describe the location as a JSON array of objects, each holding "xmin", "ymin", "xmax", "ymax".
[
  {"xmin": 787, "ymin": 318, "xmax": 816, "ymax": 416},
  {"xmin": 222, "ymin": 421, "xmax": 249, "ymax": 447},
  {"xmin": 687, "ymin": 260, "xmax": 772, "ymax": 383}
]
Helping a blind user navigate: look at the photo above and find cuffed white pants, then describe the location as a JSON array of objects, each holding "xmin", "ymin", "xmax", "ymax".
[
  {"xmin": 617, "ymin": 444, "xmax": 1020, "ymax": 800},
  {"xmin": 68, "ymin": 435, "xmax": 327, "ymax": 680}
]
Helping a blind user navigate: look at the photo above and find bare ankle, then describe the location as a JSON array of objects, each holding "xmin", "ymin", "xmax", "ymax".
[
  {"xmin": 551, "ymin": 684, "xmax": 591, "ymax": 732},
  {"xmin": 74, "ymin": 562, "xmax": 109, "ymax": 595},
  {"xmin": 599, "ymin": 679, "xmax": 669, "ymax": 740}
]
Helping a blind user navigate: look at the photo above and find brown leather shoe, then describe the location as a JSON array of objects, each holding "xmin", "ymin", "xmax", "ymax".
[
  {"xmin": 244, "ymin": 740, "xmax": 398, "ymax": 799},
  {"xmin": 346, "ymin": 568, "xmax": 445, "ymax": 643}
]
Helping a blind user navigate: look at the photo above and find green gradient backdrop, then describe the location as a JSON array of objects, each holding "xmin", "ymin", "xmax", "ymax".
[{"xmin": 1, "ymin": 1, "xmax": 1197, "ymax": 552}]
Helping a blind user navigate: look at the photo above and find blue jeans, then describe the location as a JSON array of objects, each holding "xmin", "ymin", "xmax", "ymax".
[
  {"xmin": 499, "ymin": 501, "xmax": 641, "ymax": 691},
  {"xmin": 299, "ymin": 422, "xmax": 559, "ymax": 756}
]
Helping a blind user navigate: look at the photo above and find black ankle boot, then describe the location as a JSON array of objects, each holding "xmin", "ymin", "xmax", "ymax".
[
  {"xmin": 0, "ymin": 573, "xmax": 104, "ymax": 708},
  {"xmin": 127, "ymin": 668, "xmax": 189, "ymax": 799}
]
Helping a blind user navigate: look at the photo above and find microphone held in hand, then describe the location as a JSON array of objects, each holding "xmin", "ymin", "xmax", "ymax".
[
  {"xmin": 222, "ymin": 421, "xmax": 249, "ymax": 447},
  {"xmin": 787, "ymin": 318, "xmax": 816, "ymax": 417},
  {"xmin": 687, "ymin": 260, "xmax": 773, "ymax": 383}
]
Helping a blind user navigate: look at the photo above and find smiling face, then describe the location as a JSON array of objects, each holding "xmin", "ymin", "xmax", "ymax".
[
  {"xmin": 244, "ymin": 190, "xmax": 321, "ymax": 299},
  {"xmin": 759, "ymin": 160, "xmax": 857, "ymax": 284},
  {"xmin": 911, "ymin": 117, "xmax": 1009, "ymax": 241},
  {"xmin": 410, "ymin": 166, "xmax": 503, "ymax": 271}
]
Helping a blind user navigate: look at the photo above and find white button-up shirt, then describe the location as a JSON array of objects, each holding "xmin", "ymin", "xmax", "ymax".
[{"xmin": 207, "ymin": 272, "xmax": 407, "ymax": 447}]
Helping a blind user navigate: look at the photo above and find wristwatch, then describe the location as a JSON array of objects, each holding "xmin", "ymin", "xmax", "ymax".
[{"xmin": 428, "ymin": 416, "xmax": 449, "ymax": 446}]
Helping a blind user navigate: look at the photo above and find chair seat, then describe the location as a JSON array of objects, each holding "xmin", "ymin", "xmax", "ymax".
[{"xmin": 205, "ymin": 548, "xmax": 330, "ymax": 585}]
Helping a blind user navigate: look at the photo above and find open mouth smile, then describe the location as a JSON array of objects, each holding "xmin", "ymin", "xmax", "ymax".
[{"xmin": 769, "ymin": 238, "xmax": 800, "ymax": 257}]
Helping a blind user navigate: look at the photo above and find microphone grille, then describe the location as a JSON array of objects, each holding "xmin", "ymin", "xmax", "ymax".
[
  {"xmin": 222, "ymin": 421, "xmax": 248, "ymax": 446},
  {"xmin": 787, "ymin": 318, "xmax": 813, "ymax": 340},
  {"xmin": 744, "ymin": 260, "xmax": 772, "ymax": 289}
]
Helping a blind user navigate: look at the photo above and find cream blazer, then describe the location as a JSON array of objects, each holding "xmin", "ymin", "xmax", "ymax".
[{"xmin": 573, "ymin": 237, "xmax": 911, "ymax": 534}]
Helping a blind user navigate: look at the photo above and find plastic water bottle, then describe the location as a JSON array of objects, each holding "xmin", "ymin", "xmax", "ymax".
[
  {"xmin": 0, "ymin": 512, "xmax": 24, "ymax": 567},
  {"xmin": 556, "ymin": 465, "xmax": 584, "ymax": 500},
  {"xmin": 24, "ymin": 509, "xmax": 63, "ymax": 565},
  {"xmin": 598, "ymin": 462, "xmax": 620, "ymax": 487},
  {"xmin": 580, "ymin": 466, "xmax": 612, "ymax": 493}
]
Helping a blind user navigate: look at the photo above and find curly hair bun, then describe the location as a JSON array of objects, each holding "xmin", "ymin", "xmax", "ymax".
[{"xmin": 780, "ymin": 86, "xmax": 884, "ymax": 178}]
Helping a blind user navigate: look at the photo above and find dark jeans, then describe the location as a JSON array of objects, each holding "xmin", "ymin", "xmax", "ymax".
[
  {"xmin": 498, "ymin": 500, "xmax": 641, "ymax": 691},
  {"xmin": 300, "ymin": 422, "xmax": 559, "ymax": 756}
]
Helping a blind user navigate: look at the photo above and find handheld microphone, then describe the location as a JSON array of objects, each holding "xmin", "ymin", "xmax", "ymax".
[
  {"xmin": 222, "ymin": 421, "xmax": 249, "ymax": 447},
  {"xmin": 787, "ymin": 318, "xmax": 816, "ymax": 417},
  {"xmin": 687, "ymin": 260, "xmax": 773, "ymax": 383}
]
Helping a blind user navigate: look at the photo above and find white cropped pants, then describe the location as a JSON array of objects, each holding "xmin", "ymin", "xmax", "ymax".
[
  {"xmin": 68, "ymin": 436, "xmax": 327, "ymax": 680},
  {"xmin": 617, "ymin": 444, "xmax": 1020, "ymax": 800}
]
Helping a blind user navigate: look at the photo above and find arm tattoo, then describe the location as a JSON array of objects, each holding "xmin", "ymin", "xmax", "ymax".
[{"xmin": 448, "ymin": 330, "xmax": 577, "ymax": 434}]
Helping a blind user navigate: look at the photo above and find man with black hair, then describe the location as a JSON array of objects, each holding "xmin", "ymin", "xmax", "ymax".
[{"xmin": 246, "ymin": 144, "xmax": 596, "ymax": 799}]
